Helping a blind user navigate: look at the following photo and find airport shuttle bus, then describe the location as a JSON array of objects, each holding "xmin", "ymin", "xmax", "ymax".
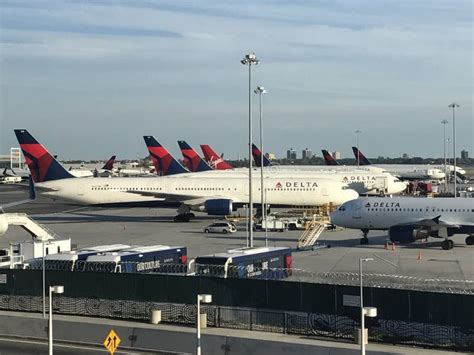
[
  {"xmin": 31, "ymin": 244, "xmax": 132, "ymax": 271},
  {"xmin": 82, "ymin": 245, "xmax": 187, "ymax": 273},
  {"xmin": 194, "ymin": 247, "xmax": 292, "ymax": 279}
]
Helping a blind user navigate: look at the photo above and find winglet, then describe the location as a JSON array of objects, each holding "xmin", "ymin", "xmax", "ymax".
[
  {"xmin": 432, "ymin": 215, "xmax": 441, "ymax": 224},
  {"xmin": 28, "ymin": 175, "xmax": 36, "ymax": 200}
]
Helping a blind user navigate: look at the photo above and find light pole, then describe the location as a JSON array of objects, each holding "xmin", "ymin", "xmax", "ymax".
[
  {"xmin": 254, "ymin": 86, "xmax": 267, "ymax": 247},
  {"xmin": 448, "ymin": 103, "xmax": 459, "ymax": 197},
  {"xmin": 355, "ymin": 130, "xmax": 362, "ymax": 167},
  {"xmin": 441, "ymin": 119, "xmax": 449, "ymax": 192},
  {"xmin": 42, "ymin": 241, "xmax": 46, "ymax": 319},
  {"xmin": 359, "ymin": 258, "xmax": 372, "ymax": 355},
  {"xmin": 241, "ymin": 53, "xmax": 259, "ymax": 248},
  {"xmin": 49, "ymin": 285, "xmax": 64, "ymax": 355},
  {"xmin": 196, "ymin": 294, "xmax": 212, "ymax": 355}
]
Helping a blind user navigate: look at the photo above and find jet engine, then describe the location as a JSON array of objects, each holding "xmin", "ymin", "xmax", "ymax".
[
  {"xmin": 203, "ymin": 199, "xmax": 234, "ymax": 216},
  {"xmin": 388, "ymin": 225, "xmax": 430, "ymax": 243},
  {"xmin": 0, "ymin": 214, "xmax": 8, "ymax": 237}
]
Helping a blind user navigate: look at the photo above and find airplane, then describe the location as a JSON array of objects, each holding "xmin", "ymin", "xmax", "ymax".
[
  {"xmin": 200, "ymin": 144, "xmax": 233, "ymax": 170},
  {"xmin": 15, "ymin": 129, "xmax": 359, "ymax": 221},
  {"xmin": 177, "ymin": 141, "xmax": 213, "ymax": 172},
  {"xmin": 250, "ymin": 145, "xmax": 407, "ymax": 196},
  {"xmin": 351, "ymin": 147, "xmax": 447, "ymax": 181},
  {"xmin": 144, "ymin": 136, "xmax": 188, "ymax": 176},
  {"xmin": 330, "ymin": 196, "xmax": 474, "ymax": 249}
]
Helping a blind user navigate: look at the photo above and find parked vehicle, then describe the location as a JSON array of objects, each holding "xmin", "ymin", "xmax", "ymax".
[{"xmin": 204, "ymin": 222, "xmax": 237, "ymax": 234}]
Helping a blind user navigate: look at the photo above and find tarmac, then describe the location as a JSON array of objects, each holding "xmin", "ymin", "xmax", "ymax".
[{"xmin": 1, "ymin": 185, "xmax": 473, "ymax": 286}]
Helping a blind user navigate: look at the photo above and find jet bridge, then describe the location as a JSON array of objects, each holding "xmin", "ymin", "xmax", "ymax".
[{"xmin": 0, "ymin": 213, "xmax": 71, "ymax": 268}]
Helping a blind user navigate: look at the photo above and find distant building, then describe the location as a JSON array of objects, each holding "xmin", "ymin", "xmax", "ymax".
[
  {"xmin": 461, "ymin": 150, "xmax": 469, "ymax": 159},
  {"xmin": 402, "ymin": 153, "xmax": 409, "ymax": 159},
  {"xmin": 302, "ymin": 148, "xmax": 313, "ymax": 160},
  {"xmin": 286, "ymin": 148, "xmax": 297, "ymax": 160},
  {"xmin": 332, "ymin": 151, "xmax": 341, "ymax": 160}
]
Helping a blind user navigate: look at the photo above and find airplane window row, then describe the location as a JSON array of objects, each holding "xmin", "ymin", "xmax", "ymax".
[{"xmin": 368, "ymin": 208, "xmax": 474, "ymax": 213}]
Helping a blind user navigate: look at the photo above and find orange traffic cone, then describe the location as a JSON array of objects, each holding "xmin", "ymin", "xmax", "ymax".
[
  {"xmin": 384, "ymin": 242, "xmax": 388, "ymax": 250},
  {"xmin": 391, "ymin": 242, "xmax": 396, "ymax": 251},
  {"xmin": 417, "ymin": 251, "xmax": 422, "ymax": 260}
]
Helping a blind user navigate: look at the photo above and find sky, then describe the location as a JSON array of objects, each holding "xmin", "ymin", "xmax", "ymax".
[{"xmin": 0, "ymin": 0, "xmax": 472, "ymax": 160}]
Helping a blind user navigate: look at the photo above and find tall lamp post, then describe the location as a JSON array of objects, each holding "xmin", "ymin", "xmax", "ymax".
[
  {"xmin": 254, "ymin": 86, "xmax": 267, "ymax": 247},
  {"xmin": 196, "ymin": 294, "xmax": 212, "ymax": 355},
  {"xmin": 448, "ymin": 103, "xmax": 459, "ymax": 197},
  {"xmin": 241, "ymin": 53, "xmax": 259, "ymax": 248},
  {"xmin": 49, "ymin": 285, "xmax": 64, "ymax": 355},
  {"xmin": 441, "ymin": 119, "xmax": 449, "ymax": 192},
  {"xmin": 355, "ymin": 130, "xmax": 362, "ymax": 167}
]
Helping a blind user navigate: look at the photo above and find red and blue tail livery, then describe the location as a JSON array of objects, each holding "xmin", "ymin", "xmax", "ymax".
[
  {"xmin": 321, "ymin": 150, "xmax": 341, "ymax": 166},
  {"xmin": 252, "ymin": 144, "xmax": 272, "ymax": 167},
  {"xmin": 144, "ymin": 136, "xmax": 188, "ymax": 176},
  {"xmin": 352, "ymin": 146, "xmax": 371, "ymax": 165},
  {"xmin": 178, "ymin": 141, "xmax": 213, "ymax": 172},
  {"xmin": 200, "ymin": 144, "xmax": 233, "ymax": 170},
  {"xmin": 14, "ymin": 129, "xmax": 74, "ymax": 183},
  {"xmin": 102, "ymin": 155, "xmax": 116, "ymax": 171}
]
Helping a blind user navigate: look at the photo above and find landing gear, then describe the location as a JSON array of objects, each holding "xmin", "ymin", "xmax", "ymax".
[
  {"xmin": 360, "ymin": 229, "xmax": 369, "ymax": 245},
  {"xmin": 466, "ymin": 235, "xmax": 474, "ymax": 246},
  {"xmin": 441, "ymin": 239, "xmax": 454, "ymax": 250}
]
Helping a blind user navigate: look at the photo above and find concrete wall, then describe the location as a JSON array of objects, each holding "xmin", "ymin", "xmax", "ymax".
[{"xmin": 0, "ymin": 312, "xmax": 461, "ymax": 355}]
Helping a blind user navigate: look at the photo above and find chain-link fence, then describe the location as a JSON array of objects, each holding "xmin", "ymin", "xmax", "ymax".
[
  {"xmin": 21, "ymin": 259, "xmax": 474, "ymax": 294},
  {"xmin": 0, "ymin": 294, "xmax": 471, "ymax": 351}
]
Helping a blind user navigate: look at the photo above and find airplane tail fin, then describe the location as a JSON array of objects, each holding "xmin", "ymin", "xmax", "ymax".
[
  {"xmin": 252, "ymin": 144, "xmax": 272, "ymax": 167},
  {"xmin": 200, "ymin": 144, "xmax": 233, "ymax": 170},
  {"xmin": 321, "ymin": 150, "xmax": 341, "ymax": 166},
  {"xmin": 143, "ymin": 136, "xmax": 188, "ymax": 176},
  {"xmin": 352, "ymin": 146, "xmax": 371, "ymax": 165},
  {"xmin": 14, "ymin": 129, "xmax": 74, "ymax": 182},
  {"xmin": 102, "ymin": 155, "xmax": 116, "ymax": 170},
  {"xmin": 178, "ymin": 141, "xmax": 213, "ymax": 172}
]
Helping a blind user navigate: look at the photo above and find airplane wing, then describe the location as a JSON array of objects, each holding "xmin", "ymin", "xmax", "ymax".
[
  {"xmin": 124, "ymin": 190, "xmax": 228, "ymax": 205},
  {"xmin": 393, "ymin": 215, "xmax": 469, "ymax": 229}
]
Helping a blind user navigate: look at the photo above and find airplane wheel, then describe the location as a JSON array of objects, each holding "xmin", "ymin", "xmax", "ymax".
[
  {"xmin": 360, "ymin": 237, "xmax": 369, "ymax": 245},
  {"xmin": 223, "ymin": 229, "xmax": 228, "ymax": 234},
  {"xmin": 448, "ymin": 240, "xmax": 454, "ymax": 249},
  {"xmin": 465, "ymin": 236, "xmax": 473, "ymax": 246},
  {"xmin": 441, "ymin": 240, "xmax": 450, "ymax": 250},
  {"xmin": 204, "ymin": 229, "xmax": 210, "ymax": 233}
]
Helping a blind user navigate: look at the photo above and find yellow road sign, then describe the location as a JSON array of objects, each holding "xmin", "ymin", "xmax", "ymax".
[{"xmin": 103, "ymin": 329, "xmax": 121, "ymax": 354}]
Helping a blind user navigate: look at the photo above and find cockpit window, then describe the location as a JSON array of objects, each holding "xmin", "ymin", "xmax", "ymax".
[{"xmin": 339, "ymin": 206, "xmax": 346, "ymax": 211}]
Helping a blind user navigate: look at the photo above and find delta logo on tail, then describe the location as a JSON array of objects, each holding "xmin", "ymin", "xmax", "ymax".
[
  {"xmin": 178, "ymin": 141, "xmax": 213, "ymax": 172},
  {"xmin": 14, "ymin": 129, "xmax": 74, "ymax": 183},
  {"xmin": 143, "ymin": 136, "xmax": 187, "ymax": 176},
  {"xmin": 251, "ymin": 144, "xmax": 272, "ymax": 167},
  {"xmin": 352, "ymin": 147, "xmax": 371, "ymax": 165},
  {"xmin": 102, "ymin": 155, "xmax": 116, "ymax": 171},
  {"xmin": 321, "ymin": 150, "xmax": 341, "ymax": 166},
  {"xmin": 200, "ymin": 144, "xmax": 233, "ymax": 170}
]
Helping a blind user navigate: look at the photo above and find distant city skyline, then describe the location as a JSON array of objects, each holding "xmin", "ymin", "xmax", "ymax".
[{"xmin": 1, "ymin": 1, "xmax": 472, "ymax": 160}]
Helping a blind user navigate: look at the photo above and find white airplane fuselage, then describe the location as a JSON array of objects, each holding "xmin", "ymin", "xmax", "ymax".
[
  {"xmin": 38, "ymin": 174, "xmax": 359, "ymax": 207},
  {"xmin": 331, "ymin": 197, "xmax": 474, "ymax": 231}
]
